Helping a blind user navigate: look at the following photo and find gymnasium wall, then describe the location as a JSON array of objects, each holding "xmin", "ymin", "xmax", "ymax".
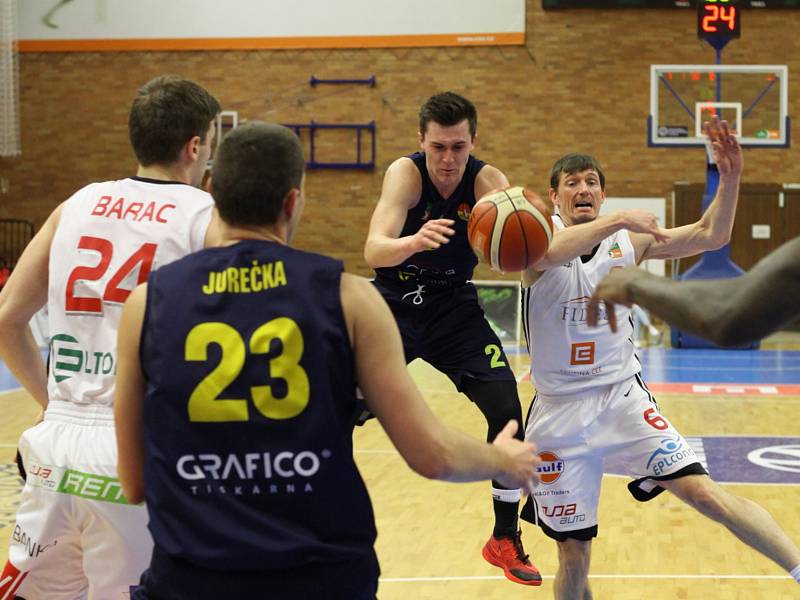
[{"xmin": 1, "ymin": 1, "xmax": 798, "ymax": 279}]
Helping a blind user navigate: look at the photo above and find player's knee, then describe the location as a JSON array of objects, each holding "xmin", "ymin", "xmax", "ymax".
[
  {"xmin": 557, "ymin": 538, "xmax": 591, "ymax": 575},
  {"xmin": 463, "ymin": 379, "xmax": 522, "ymax": 439}
]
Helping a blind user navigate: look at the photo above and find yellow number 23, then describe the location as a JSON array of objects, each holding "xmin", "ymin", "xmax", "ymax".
[{"xmin": 185, "ymin": 318, "xmax": 310, "ymax": 422}]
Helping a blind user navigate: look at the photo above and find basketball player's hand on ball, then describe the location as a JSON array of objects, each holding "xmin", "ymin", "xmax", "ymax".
[
  {"xmin": 491, "ymin": 420, "xmax": 541, "ymax": 494},
  {"xmin": 703, "ymin": 115, "xmax": 743, "ymax": 178},
  {"xmin": 587, "ymin": 266, "xmax": 654, "ymax": 332},
  {"xmin": 620, "ymin": 210, "xmax": 670, "ymax": 244},
  {"xmin": 411, "ymin": 218, "xmax": 455, "ymax": 252}
]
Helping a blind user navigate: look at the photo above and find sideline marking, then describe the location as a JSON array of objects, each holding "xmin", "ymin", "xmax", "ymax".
[
  {"xmin": 379, "ymin": 573, "xmax": 792, "ymax": 582},
  {"xmin": 648, "ymin": 382, "xmax": 800, "ymax": 396},
  {"xmin": 512, "ymin": 375, "xmax": 800, "ymax": 397}
]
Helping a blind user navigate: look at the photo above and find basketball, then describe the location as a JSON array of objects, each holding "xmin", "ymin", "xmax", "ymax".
[{"xmin": 467, "ymin": 186, "xmax": 554, "ymax": 272}]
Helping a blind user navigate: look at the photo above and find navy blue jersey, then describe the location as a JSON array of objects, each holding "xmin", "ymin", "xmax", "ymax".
[
  {"xmin": 371, "ymin": 281, "xmax": 516, "ymax": 390},
  {"xmin": 140, "ymin": 240, "xmax": 376, "ymax": 571},
  {"xmin": 374, "ymin": 152, "xmax": 486, "ymax": 291}
]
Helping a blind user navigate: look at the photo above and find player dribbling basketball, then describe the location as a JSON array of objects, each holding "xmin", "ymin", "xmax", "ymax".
[{"xmin": 364, "ymin": 91, "xmax": 542, "ymax": 586}]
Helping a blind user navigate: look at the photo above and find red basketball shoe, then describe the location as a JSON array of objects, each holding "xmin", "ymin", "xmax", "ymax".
[{"xmin": 482, "ymin": 530, "xmax": 542, "ymax": 586}]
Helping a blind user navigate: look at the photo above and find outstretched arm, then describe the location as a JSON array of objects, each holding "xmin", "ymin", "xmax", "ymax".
[
  {"xmin": 364, "ymin": 158, "xmax": 455, "ymax": 268},
  {"xmin": 341, "ymin": 273, "xmax": 539, "ymax": 491},
  {"xmin": 588, "ymin": 236, "xmax": 800, "ymax": 347},
  {"xmin": 521, "ymin": 210, "xmax": 667, "ymax": 287},
  {"xmin": 634, "ymin": 116, "xmax": 743, "ymax": 262}
]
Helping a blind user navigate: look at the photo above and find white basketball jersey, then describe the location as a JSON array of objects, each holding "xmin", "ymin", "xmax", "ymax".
[
  {"xmin": 522, "ymin": 214, "xmax": 639, "ymax": 396},
  {"xmin": 47, "ymin": 177, "xmax": 213, "ymax": 407}
]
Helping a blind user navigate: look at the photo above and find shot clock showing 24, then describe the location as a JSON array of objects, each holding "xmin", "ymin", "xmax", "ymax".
[{"xmin": 697, "ymin": 0, "xmax": 741, "ymax": 42}]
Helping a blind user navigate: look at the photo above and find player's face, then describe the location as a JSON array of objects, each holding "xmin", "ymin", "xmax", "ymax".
[
  {"xmin": 190, "ymin": 120, "xmax": 216, "ymax": 188},
  {"xmin": 551, "ymin": 169, "xmax": 605, "ymax": 226},
  {"xmin": 419, "ymin": 119, "xmax": 474, "ymax": 192}
]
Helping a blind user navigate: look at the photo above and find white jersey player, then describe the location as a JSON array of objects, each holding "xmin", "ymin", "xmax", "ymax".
[
  {"xmin": 521, "ymin": 124, "xmax": 800, "ymax": 599},
  {"xmin": 47, "ymin": 179, "xmax": 212, "ymax": 407},
  {"xmin": 524, "ymin": 214, "xmax": 639, "ymax": 397},
  {"xmin": 0, "ymin": 76, "xmax": 220, "ymax": 600}
]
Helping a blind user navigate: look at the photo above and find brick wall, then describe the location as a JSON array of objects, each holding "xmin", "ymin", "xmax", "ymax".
[{"xmin": 1, "ymin": 1, "xmax": 798, "ymax": 278}]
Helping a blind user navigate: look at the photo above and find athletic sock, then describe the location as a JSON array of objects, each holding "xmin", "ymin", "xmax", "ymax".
[{"xmin": 491, "ymin": 487, "xmax": 521, "ymax": 538}]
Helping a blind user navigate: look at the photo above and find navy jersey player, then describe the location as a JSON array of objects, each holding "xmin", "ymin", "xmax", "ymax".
[
  {"xmin": 364, "ymin": 91, "xmax": 540, "ymax": 586},
  {"xmin": 113, "ymin": 122, "xmax": 541, "ymax": 599}
]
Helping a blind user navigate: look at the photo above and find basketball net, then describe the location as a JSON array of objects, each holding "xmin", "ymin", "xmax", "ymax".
[{"xmin": 0, "ymin": 0, "xmax": 20, "ymax": 157}]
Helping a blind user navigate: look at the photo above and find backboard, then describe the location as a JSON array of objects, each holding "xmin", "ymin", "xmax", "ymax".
[
  {"xmin": 649, "ymin": 64, "xmax": 789, "ymax": 147},
  {"xmin": 215, "ymin": 110, "xmax": 239, "ymax": 149}
]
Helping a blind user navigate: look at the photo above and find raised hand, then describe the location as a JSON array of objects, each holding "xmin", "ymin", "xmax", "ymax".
[{"xmin": 703, "ymin": 115, "xmax": 743, "ymax": 178}]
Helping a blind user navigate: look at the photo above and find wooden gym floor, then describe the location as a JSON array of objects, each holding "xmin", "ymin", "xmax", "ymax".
[{"xmin": 1, "ymin": 337, "xmax": 799, "ymax": 599}]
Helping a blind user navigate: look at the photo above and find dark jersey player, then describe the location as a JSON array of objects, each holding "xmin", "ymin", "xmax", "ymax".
[
  {"xmin": 364, "ymin": 91, "xmax": 542, "ymax": 586},
  {"xmin": 113, "ymin": 122, "xmax": 541, "ymax": 599}
]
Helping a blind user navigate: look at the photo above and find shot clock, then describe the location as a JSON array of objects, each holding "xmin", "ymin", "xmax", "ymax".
[{"xmin": 697, "ymin": 0, "xmax": 741, "ymax": 43}]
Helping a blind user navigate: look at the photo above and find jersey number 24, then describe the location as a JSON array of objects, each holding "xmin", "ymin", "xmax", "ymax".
[{"xmin": 65, "ymin": 236, "xmax": 157, "ymax": 313}]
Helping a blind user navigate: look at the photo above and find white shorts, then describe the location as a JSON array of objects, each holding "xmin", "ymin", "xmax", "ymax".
[
  {"xmin": 522, "ymin": 375, "xmax": 706, "ymax": 541},
  {"xmin": 2, "ymin": 401, "xmax": 152, "ymax": 600}
]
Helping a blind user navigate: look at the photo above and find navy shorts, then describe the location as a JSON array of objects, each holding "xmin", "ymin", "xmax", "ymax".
[
  {"xmin": 374, "ymin": 280, "xmax": 515, "ymax": 391},
  {"xmin": 131, "ymin": 546, "xmax": 379, "ymax": 600}
]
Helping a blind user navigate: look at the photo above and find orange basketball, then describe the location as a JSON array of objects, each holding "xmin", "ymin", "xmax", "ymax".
[{"xmin": 467, "ymin": 186, "xmax": 554, "ymax": 272}]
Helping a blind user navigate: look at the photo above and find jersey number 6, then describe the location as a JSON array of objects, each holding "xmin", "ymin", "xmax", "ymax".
[{"xmin": 643, "ymin": 407, "xmax": 669, "ymax": 431}]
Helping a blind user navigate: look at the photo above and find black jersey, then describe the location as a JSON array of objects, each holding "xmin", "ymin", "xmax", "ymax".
[
  {"xmin": 374, "ymin": 152, "xmax": 486, "ymax": 291},
  {"xmin": 140, "ymin": 240, "xmax": 376, "ymax": 571}
]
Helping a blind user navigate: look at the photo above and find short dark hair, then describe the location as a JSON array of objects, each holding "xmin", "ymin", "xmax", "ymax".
[
  {"xmin": 128, "ymin": 75, "xmax": 220, "ymax": 166},
  {"xmin": 549, "ymin": 153, "xmax": 606, "ymax": 190},
  {"xmin": 211, "ymin": 122, "xmax": 305, "ymax": 227},
  {"xmin": 419, "ymin": 91, "xmax": 478, "ymax": 138}
]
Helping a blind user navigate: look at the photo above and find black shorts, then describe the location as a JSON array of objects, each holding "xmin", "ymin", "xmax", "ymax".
[
  {"xmin": 374, "ymin": 280, "xmax": 515, "ymax": 391},
  {"xmin": 132, "ymin": 546, "xmax": 379, "ymax": 600}
]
